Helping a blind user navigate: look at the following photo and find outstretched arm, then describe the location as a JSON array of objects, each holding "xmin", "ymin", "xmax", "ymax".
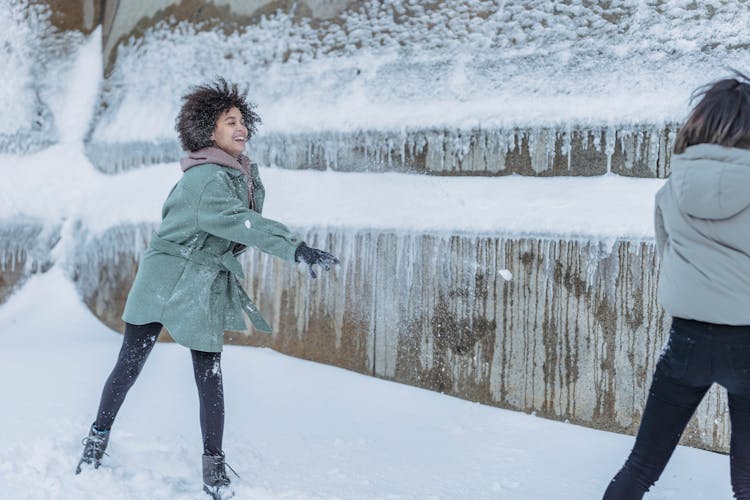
[
  {"xmin": 196, "ymin": 173, "xmax": 300, "ymax": 261},
  {"xmin": 196, "ymin": 172, "xmax": 340, "ymax": 276}
]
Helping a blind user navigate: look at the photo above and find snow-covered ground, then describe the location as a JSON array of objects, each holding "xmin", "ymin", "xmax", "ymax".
[{"xmin": 0, "ymin": 266, "xmax": 735, "ymax": 499}]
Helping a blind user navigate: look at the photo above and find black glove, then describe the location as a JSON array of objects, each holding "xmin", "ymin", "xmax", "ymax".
[{"xmin": 294, "ymin": 242, "xmax": 340, "ymax": 278}]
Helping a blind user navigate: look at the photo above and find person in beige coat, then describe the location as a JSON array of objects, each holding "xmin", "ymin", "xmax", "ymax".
[
  {"xmin": 604, "ymin": 73, "xmax": 750, "ymax": 499},
  {"xmin": 76, "ymin": 79, "xmax": 338, "ymax": 499}
]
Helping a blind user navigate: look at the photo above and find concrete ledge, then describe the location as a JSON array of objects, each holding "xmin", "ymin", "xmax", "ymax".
[
  {"xmin": 72, "ymin": 224, "xmax": 729, "ymax": 452},
  {"xmin": 0, "ymin": 132, "xmax": 55, "ymax": 156},
  {"xmin": 249, "ymin": 126, "xmax": 673, "ymax": 178},
  {"xmin": 86, "ymin": 124, "xmax": 674, "ymax": 178},
  {"xmin": 84, "ymin": 140, "xmax": 183, "ymax": 174}
]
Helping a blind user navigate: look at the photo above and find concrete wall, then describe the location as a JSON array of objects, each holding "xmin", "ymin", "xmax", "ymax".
[{"xmin": 71, "ymin": 224, "xmax": 730, "ymax": 452}]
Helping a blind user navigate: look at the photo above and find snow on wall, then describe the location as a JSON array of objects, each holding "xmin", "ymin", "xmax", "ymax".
[
  {"xmin": 0, "ymin": 0, "xmax": 85, "ymax": 153},
  {"xmin": 86, "ymin": 0, "xmax": 750, "ymax": 171},
  {"xmin": 0, "ymin": 0, "xmax": 43, "ymax": 136}
]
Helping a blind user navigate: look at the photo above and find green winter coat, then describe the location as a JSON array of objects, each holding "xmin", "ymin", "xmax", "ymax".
[{"xmin": 122, "ymin": 160, "xmax": 301, "ymax": 352}]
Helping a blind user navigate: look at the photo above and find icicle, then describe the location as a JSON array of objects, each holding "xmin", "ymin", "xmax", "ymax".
[{"xmin": 605, "ymin": 125, "xmax": 616, "ymax": 174}]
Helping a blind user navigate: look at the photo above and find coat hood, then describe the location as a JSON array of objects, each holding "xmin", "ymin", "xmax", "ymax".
[
  {"xmin": 180, "ymin": 146, "xmax": 250, "ymax": 176},
  {"xmin": 670, "ymin": 144, "xmax": 750, "ymax": 220}
]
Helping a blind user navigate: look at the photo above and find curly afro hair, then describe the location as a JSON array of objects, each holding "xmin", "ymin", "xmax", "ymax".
[{"xmin": 175, "ymin": 78, "xmax": 261, "ymax": 152}]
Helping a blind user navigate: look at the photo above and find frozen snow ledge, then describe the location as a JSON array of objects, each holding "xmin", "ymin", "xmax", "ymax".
[
  {"xmin": 0, "ymin": 126, "xmax": 56, "ymax": 156},
  {"xmin": 86, "ymin": 124, "xmax": 674, "ymax": 178},
  {"xmin": 85, "ymin": 139, "xmax": 183, "ymax": 174},
  {"xmin": 71, "ymin": 224, "xmax": 730, "ymax": 453},
  {"xmin": 0, "ymin": 217, "xmax": 60, "ymax": 307}
]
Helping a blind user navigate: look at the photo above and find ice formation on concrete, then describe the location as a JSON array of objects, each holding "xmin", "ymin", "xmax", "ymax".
[
  {"xmin": 0, "ymin": 0, "xmax": 84, "ymax": 153},
  {"xmin": 87, "ymin": 0, "xmax": 750, "ymax": 171}
]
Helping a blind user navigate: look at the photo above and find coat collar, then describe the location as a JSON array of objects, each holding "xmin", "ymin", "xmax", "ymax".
[{"xmin": 180, "ymin": 146, "xmax": 250, "ymax": 177}]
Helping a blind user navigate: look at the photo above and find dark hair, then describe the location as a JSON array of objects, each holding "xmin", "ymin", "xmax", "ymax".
[
  {"xmin": 674, "ymin": 70, "xmax": 750, "ymax": 154},
  {"xmin": 175, "ymin": 78, "xmax": 261, "ymax": 152}
]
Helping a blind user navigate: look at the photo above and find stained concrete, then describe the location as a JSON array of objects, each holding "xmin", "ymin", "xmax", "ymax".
[{"xmin": 72, "ymin": 225, "xmax": 730, "ymax": 452}]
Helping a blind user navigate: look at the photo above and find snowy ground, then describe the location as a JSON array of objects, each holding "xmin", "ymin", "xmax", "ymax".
[{"xmin": 0, "ymin": 267, "xmax": 735, "ymax": 499}]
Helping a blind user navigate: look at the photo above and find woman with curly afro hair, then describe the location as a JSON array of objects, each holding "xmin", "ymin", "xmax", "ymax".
[{"xmin": 76, "ymin": 78, "xmax": 338, "ymax": 499}]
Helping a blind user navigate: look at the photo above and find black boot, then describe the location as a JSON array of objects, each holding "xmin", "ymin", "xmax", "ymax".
[
  {"xmin": 75, "ymin": 424, "xmax": 110, "ymax": 474},
  {"xmin": 202, "ymin": 452, "xmax": 235, "ymax": 499}
]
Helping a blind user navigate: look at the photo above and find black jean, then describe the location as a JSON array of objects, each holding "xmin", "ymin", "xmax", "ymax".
[
  {"xmin": 604, "ymin": 318, "xmax": 750, "ymax": 499},
  {"xmin": 93, "ymin": 322, "xmax": 225, "ymax": 456}
]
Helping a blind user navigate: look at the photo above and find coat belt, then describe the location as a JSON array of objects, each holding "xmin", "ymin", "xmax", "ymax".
[{"xmin": 150, "ymin": 234, "xmax": 272, "ymax": 333}]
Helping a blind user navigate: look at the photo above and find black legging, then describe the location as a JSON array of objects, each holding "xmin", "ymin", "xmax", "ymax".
[{"xmin": 94, "ymin": 322, "xmax": 225, "ymax": 456}]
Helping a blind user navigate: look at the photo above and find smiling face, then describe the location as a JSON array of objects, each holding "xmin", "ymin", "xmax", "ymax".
[{"xmin": 210, "ymin": 106, "xmax": 248, "ymax": 158}]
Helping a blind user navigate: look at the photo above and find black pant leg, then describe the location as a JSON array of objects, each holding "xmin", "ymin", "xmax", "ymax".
[
  {"xmin": 729, "ymin": 392, "xmax": 750, "ymax": 499},
  {"xmin": 191, "ymin": 349, "xmax": 225, "ymax": 456},
  {"xmin": 94, "ymin": 322, "xmax": 162, "ymax": 431},
  {"xmin": 603, "ymin": 370, "xmax": 710, "ymax": 499}
]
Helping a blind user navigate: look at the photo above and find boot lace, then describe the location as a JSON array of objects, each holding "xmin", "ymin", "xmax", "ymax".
[
  {"xmin": 224, "ymin": 461, "xmax": 240, "ymax": 479},
  {"xmin": 80, "ymin": 436, "xmax": 108, "ymax": 460}
]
